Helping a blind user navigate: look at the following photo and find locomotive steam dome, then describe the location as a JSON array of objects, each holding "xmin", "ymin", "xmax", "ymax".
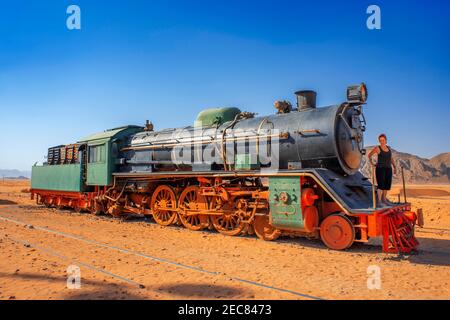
[{"xmin": 194, "ymin": 107, "xmax": 241, "ymax": 127}]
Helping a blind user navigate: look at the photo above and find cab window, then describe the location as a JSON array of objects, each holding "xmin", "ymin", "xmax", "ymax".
[
  {"xmin": 88, "ymin": 144, "xmax": 106, "ymax": 163},
  {"xmin": 111, "ymin": 142, "xmax": 119, "ymax": 157}
]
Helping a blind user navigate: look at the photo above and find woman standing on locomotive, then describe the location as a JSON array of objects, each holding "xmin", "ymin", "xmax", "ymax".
[{"xmin": 368, "ymin": 134, "xmax": 397, "ymax": 205}]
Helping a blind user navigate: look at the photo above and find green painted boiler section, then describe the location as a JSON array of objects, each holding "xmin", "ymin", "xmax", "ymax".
[{"xmin": 31, "ymin": 164, "xmax": 83, "ymax": 192}]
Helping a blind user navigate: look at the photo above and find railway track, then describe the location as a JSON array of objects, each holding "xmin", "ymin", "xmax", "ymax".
[
  {"xmin": 0, "ymin": 211, "xmax": 323, "ymax": 300},
  {"xmin": 417, "ymin": 226, "xmax": 450, "ymax": 235}
]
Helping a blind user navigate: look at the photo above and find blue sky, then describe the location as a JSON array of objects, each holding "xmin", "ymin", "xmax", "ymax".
[{"xmin": 0, "ymin": 0, "xmax": 449, "ymax": 170}]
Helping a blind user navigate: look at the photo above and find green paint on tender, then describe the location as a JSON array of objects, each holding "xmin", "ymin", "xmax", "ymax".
[
  {"xmin": 194, "ymin": 107, "xmax": 241, "ymax": 127},
  {"xmin": 86, "ymin": 161, "xmax": 107, "ymax": 186},
  {"xmin": 269, "ymin": 177, "xmax": 304, "ymax": 229},
  {"xmin": 31, "ymin": 164, "xmax": 83, "ymax": 192}
]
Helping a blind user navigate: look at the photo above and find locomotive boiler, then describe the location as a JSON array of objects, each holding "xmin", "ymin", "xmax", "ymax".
[
  {"xmin": 122, "ymin": 89, "xmax": 365, "ymax": 175},
  {"xmin": 30, "ymin": 84, "xmax": 421, "ymax": 253}
]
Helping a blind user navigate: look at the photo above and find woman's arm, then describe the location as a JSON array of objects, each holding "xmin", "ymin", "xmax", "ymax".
[
  {"xmin": 367, "ymin": 147, "xmax": 379, "ymax": 166},
  {"xmin": 391, "ymin": 156, "xmax": 397, "ymax": 175}
]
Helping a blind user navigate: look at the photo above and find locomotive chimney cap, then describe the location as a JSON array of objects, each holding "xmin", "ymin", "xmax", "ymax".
[{"xmin": 295, "ymin": 90, "xmax": 317, "ymax": 111}]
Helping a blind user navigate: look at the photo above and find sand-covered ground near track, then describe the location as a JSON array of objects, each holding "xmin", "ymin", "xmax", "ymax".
[{"xmin": 0, "ymin": 179, "xmax": 449, "ymax": 300}]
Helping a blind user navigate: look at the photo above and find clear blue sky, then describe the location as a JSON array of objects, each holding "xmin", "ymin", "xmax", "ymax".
[{"xmin": 0, "ymin": 0, "xmax": 449, "ymax": 170}]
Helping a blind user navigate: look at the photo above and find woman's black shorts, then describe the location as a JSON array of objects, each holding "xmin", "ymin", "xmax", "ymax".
[{"xmin": 376, "ymin": 167, "xmax": 392, "ymax": 191}]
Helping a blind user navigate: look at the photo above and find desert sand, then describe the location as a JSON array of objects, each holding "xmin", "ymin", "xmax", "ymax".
[{"xmin": 0, "ymin": 180, "xmax": 449, "ymax": 300}]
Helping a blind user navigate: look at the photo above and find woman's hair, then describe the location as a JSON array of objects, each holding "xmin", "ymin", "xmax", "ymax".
[{"xmin": 378, "ymin": 133, "xmax": 387, "ymax": 141}]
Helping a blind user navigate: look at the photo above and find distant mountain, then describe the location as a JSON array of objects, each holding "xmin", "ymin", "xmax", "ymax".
[
  {"xmin": 429, "ymin": 152, "xmax": 450, "ymax": 169},
  {"xmin": 361, "ymin": 147, "xmax": 449, "ymax": 184},
  {"xmin": 0, "ymin": 169, "xmax": 31, "ymax": 179}
]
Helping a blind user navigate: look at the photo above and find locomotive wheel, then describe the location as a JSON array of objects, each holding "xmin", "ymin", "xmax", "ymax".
[
  {"xmin": 43, "ymin": 198, "xmax": 52, "ymax": 207},
  {"xmin": 108, "ymin": 204, "xmax": 124, "ymax": 217},
  {"xmin": 55, "ymin": 197, "xmax": 64, "ymax": 210},
  {"xmin": 36, "ymin": 195, "xmax": 44, "ymax": 205},
  {"xmin": 211, "ymin": 214, "xmax": 245, "ymax": 236},
  {"xmin": 151, "ymin": 185, "xmax": 178, "ymax": 226},
  {"xmin": 253, "ymin": 215, "xmax": 281, "ymax": 241},
  {"xmin": 320, "ymin": 214, "xmax": 355, "ymax": 250},
  {"xmin": 90, "ymin": 201, "xmax": 104, "ymax": 215},
  {"xmin": 88, "ymin": 199, "xmax": 105, "ymax": 215},
  {"xmin": 178, "ymin": 186, "xmax": 209, "ymax": 231},
  {"xmin": 210, "ymin": 199, "xmax": 245, "ymax": 236},
  {"xmin": 243, "ymin": 223, "xmax": 255, "ymax": 236}
]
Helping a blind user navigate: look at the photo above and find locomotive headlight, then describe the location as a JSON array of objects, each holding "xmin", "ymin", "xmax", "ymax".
[{"xmin": 346, "ymin": 83, "xmax": 368, "ymax": 104}]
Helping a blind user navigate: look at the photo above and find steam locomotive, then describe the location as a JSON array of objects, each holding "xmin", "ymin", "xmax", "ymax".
[{"xmin": 31, "ymin": 84, "xmax": 420, "ymax": 253}]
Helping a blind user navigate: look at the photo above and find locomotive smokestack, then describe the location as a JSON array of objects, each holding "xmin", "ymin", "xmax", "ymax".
[{"xmin": 295, "ymin": 90, "xmax": 317, "ymax": 111}]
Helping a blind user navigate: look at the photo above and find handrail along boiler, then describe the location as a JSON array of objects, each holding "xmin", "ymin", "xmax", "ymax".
[{"xmin": 30, "ymin": 84, "xmax": 420, "ymax": 253}]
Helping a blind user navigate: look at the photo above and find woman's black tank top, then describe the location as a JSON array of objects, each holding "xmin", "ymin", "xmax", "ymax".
[{"xmin": 377, "ymin": 146, "xmax": 392, "ymax": 168}]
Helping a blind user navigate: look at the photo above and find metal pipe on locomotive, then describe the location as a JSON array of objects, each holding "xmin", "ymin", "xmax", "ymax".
[{"xmin": 30, "ymin": 84, "xmax": 421, "ymax": 253}]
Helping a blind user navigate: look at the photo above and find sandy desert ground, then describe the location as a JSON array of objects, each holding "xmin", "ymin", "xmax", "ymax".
[{"xmin": 0, "ymin": 179, "xmax": 449, "ymax": 300}]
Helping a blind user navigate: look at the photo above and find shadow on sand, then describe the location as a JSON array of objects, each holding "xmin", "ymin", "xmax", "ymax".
[
  {"xmin": 0, "ymin": 271, "xmax": 249, "ymax": 299},
  {"xmin": 0, "ymin": 199, "xmax": 17, "ymax": 205},
  {"xmin": 156, "ymin": 283, "xmax": 247, "ymax": 298},
  {"xmin": 0, "ymin": 271, "xmax": 145, "ymax": 300}
]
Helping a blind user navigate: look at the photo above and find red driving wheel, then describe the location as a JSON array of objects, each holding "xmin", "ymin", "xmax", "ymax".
[{"xmin": 320, "ymin": 214, "xmax": 355, "ymax": 250}]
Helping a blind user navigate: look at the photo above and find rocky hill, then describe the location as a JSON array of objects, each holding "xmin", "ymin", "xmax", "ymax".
[
  {"xmin": 361, "ymin": 147, "xmax": 449, "ymax": 184},
  {"xmin": 429, "ymin": 152, "xmax": 450, "ymax": 169}
]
